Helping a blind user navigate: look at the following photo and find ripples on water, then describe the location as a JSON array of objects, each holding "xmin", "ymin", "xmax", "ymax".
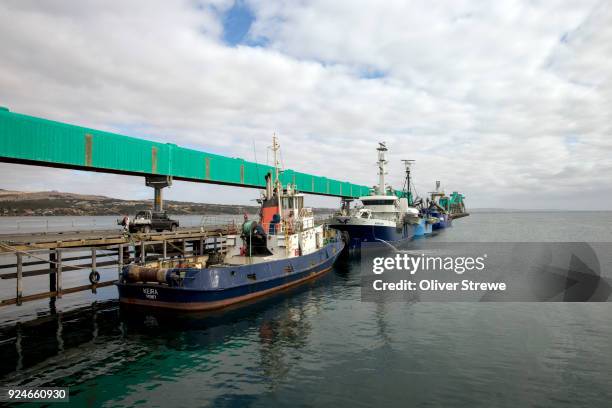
[{"xmin": 0, "ymin": 212, "xmax": 611, "ymax": 407}]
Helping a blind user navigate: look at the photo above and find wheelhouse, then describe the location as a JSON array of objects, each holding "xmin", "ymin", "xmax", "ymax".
[{"xmin": 359, "ymin": 195, "xmax": 398, "ymax": 211}]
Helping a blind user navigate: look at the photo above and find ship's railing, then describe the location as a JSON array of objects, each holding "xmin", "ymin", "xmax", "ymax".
[
  {"xmin": 2, "ymin": 217, "xmax": 121, "ymax": 234},
  {"xmin": 299, "ymin": 207, "xmax": 313, "ymax": 218},
  {"xmin": 255, "ymin": 217, "xmax": 321, "ymax": 236},
  {"xmin": 198, "ymin": 215, "xmax": 242, "ymax": 232}
]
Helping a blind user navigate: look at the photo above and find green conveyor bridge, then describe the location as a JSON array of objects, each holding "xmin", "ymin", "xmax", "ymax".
[{"xmin": 0, "ymin": 107, "xmax": 372, "ymax": 199}]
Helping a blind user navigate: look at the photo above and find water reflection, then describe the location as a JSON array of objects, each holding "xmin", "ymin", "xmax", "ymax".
[
  {"xmin": 0, "ymin": 270, "xmax": 338, "ymax": 389},
  {"xmin": 258, "ymin": 303, "xmax": 311, "ymax": 388},
  {"xmin": 0, "ymin": 301, "xmax": 122, "ymax": 379},
  {"xmin": 120, "ymin": 288, "xmax": 318, "ymax": 389}
]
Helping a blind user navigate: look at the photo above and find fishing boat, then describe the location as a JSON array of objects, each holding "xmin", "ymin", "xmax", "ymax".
[
  {"xmin": 328, "ymin": 143, "xmax": 419, "ymax": 249},
  {"xmin": 117, "ymin": 137, "xmax": 345, "ymax": 310},
  {"xmin": 400, "ymin": 160, "xmax": 436, "ymax": 238},
  {"xmin": 424, "ymin": 182, "xmax": 469, "ymax": 230}
]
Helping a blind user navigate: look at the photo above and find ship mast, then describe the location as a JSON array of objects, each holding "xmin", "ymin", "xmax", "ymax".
[
  {"xmin": 401, "ymin": 159, "xmax": 415, "ymax": 204},
  {"xmin": 271, "ymin": 134, "xmax": 283, "ymax": 218},
  {"xmin": 377, "ymin": 142, "xmax": 388, "ymax": 195},
  {"xmin": 271, "ymin": 134, "xmax": 281, "ymax": 194}
]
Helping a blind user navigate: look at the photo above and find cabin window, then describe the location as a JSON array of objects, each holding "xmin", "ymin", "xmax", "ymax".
[
  {"xmin": 363, "ymin": 200, "xmax": 395, "ymax": 205},
  {"xmin": 282, "ymin": 197, "xmax": 294, "ymax": 209}
]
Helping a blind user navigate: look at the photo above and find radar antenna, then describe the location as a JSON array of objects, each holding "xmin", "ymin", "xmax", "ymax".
[{"xmin": 401, "ymin": 159, "xmax": 415, "ymax": 205}]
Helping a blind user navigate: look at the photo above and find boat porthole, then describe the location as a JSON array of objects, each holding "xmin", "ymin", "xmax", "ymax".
[{"xmin": 231, "ymin": 270, "xmax": 236, "ymax": 276}]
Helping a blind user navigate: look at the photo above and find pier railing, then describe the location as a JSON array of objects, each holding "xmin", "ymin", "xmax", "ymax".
[{"xmin": 0, "ymin": 226, "xmax": 238, "ymax": 307}]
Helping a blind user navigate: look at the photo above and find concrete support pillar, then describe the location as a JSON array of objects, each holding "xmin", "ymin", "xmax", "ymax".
[
  {"xmin": 145, "ymin": 176, "xmax": 172, "ymax": 212},
  {"xmin": 154, "ymin": 187, "xmax": 163, "ymax": 212}
]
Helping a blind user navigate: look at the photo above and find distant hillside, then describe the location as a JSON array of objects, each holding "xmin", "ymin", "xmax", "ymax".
[
  {"xmin": 0, "ymin": 189, "xmax": 336, "ymax": 216},
  {"xmin": 0, "ymin": 189, "xmax": 260, "ymax": 216}
]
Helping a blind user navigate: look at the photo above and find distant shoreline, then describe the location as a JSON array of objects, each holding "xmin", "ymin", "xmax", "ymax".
[
  {"xmin": 1, "ymin": 189, "xmax": 606, "ymax": 216},
  {"xmin": 0, "ymin": 189, "xmax": 334, "ymax": 216}
]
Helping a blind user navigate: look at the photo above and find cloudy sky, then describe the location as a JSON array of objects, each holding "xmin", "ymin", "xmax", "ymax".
[{"xmin": 0, "ymin": 0, "xmax": 610, "ymax": 210}]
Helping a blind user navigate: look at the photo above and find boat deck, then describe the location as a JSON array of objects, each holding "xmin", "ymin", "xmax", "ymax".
[{"xmin": 223, "ymin": 254, "xmax": 285, "ymax": 266}]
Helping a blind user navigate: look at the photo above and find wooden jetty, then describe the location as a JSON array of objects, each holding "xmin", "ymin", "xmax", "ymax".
[{"xmin": 0, "ymin": 224, "xmax": 237, "ymax": 307}]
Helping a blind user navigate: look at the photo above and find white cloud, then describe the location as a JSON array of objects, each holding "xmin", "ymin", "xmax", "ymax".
[{"xmin": 0, "ymin": 0, "xmax": 610, "ymax": 210}]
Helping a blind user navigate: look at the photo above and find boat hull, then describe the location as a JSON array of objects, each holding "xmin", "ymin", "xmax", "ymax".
[
  {"xmin": 431, "ymin": 213, "xmax": 452, "ymax": 230},
  {"xmin": 413, "ymin": 218, "xmax": 433, "ymax": 237},
  {"xmin": 328, "ymin": 222, "xmax": 415, "ymax": 250},
  {"xmin": 117, "ymin": 240, "xmax": 344, "ymax": 311}
]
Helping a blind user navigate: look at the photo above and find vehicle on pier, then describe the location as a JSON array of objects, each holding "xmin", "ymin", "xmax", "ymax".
[
  {"xmin": 128, "ymin": 210, "xmax": 179, "ymax": 233},
  {"xmin": 116, "ymin": 136, "xmax": 345, "ymax": 311}
]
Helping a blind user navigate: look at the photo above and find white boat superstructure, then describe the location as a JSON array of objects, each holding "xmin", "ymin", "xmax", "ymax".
[
  {"xmin": 329, "ymin": 142, "xmax": 422, "ymax": 248},
  {"xmin": 226, "ymin": 135, "xmax": 328, "ymax": 263}
]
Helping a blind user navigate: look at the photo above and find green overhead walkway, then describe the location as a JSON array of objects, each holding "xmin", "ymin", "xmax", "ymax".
[{"xmin": 0, "ymin": 107, "xmax": 372, "ymax": 198}]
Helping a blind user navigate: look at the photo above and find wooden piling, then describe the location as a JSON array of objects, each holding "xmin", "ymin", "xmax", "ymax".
[
  {"xmin": 118, "ymin": 244, "xmax": 124, "ymax": 278},
  {"xmin": 91, "ymin": 247, "xmax": 98, "ymax": 293},
  {"xmin": 16, "ymin": 252, "xmax": 23, "ymax": 306},
  {"xmin": 91, "ymin": 248, "xmax": 97, "ymax": 272},
  {"xmin": 140, "ymin": 242, "xmax": 145, "ymax": 265},
  {"xmin": 49, "ymin": 251, "xmax": 57, "ymax": 295},
  {"xmin": 122, "ymin": 244, "xmax": 130, "ymax": 264},
  {"xmin": 56, "ymin": 249, "xmax": 63, "ymax": 298}
]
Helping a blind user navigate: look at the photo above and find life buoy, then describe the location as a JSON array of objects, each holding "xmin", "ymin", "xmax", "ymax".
[{"xmin": 89, "ymin": 270, "xmax": 100, "ymax": 284}]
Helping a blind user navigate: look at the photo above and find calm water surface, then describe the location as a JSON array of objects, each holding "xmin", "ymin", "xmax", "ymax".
[{"xmin": 0, "ymin": 212, "xmax": 611, "ymax": 407}]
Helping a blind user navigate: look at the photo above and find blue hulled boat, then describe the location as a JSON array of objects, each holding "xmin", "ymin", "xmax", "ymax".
[
  {"xmin": 328, "ymin": 143, "xmax": 422, "ymax": 249},
  {"xmin": 424, "ymin": 182, "xmax": 468, "ymax": 230},
  {"xmin": 117, "ymin": 136, "xmax": 345, "ymax": 311},
  {"xmin": 117, "ymin": 238, "xmax": 344, "ymax": 310}
]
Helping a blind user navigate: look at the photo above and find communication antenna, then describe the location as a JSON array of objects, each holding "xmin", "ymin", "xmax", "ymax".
[
  {"xmin": 401, "ymin": 159, "xmax": 415, "ymax": 193},
  {"xmin": 271, "ymin": 134, "xmax": 281, "ymax": 189},
  {"xmin": 401, "ymin": 159, "xmax": 415, "ymax": 203},
  {"xmin": 270, "ymin": 134, "xmax": 283, "ymax": 219}
]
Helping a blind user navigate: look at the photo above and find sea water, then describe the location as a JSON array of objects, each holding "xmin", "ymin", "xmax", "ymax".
[{"xmin": 0, "ymin": 211, "xmax": 611, "ymax": 407}]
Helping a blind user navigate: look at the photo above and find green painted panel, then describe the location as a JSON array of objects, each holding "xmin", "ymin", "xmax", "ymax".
[{"xmin": 0, "ymin": 108, "xmax": 378, "ymax": 198}]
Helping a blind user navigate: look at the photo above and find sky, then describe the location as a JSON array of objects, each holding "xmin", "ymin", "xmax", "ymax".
[{"xmin": 0, "ymin": 0, "xmax": 610, "ymax": 210}]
